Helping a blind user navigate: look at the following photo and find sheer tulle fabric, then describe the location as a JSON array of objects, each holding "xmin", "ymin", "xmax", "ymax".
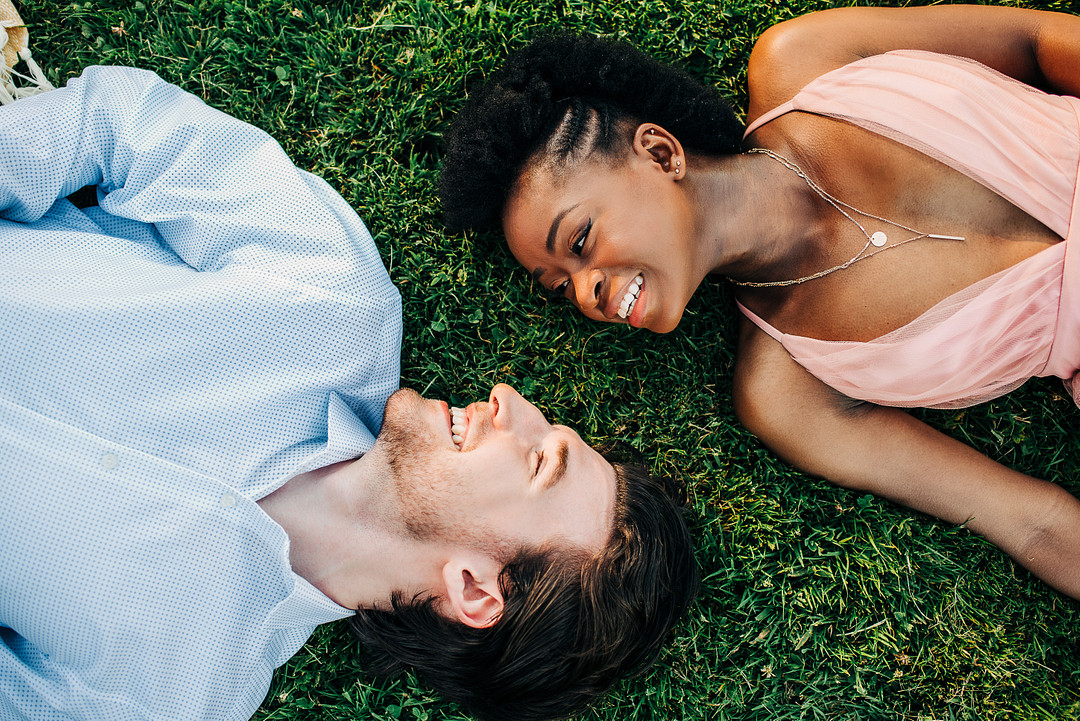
[{"xmin": 740, "ymin": 50, "xmax": 1080, "ymax": 409}]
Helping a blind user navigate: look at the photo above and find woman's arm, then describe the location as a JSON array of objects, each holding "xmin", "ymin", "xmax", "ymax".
[
  {"xmin": 734, "ymin": 320, "xmax": 1080, "ymax": 599},
  {"xmin": 748, "ymin": 5, "xmax": 1080, "ymax": 120}
]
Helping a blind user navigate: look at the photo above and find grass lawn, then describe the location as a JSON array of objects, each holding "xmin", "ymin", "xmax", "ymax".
[{"xmin": 20, "ymin": 0, "xmax": 1080, "ymax": 718}]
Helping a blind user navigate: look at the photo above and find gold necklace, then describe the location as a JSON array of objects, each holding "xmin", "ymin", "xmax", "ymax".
[{"xmin": 730, "ymin": 148, "xmax": 965, "ymax": 288}]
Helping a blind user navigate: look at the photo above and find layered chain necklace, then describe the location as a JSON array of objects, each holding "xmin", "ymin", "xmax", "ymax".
[{"xmin": 730, "ymin": 147, "xmax": 965, "ymax": 288}]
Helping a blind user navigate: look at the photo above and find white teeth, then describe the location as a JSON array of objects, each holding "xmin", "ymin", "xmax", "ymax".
[
  {"xmin": 450, "ymin": 407, "xmax": 467, "ymax": 449},
  {"xmin": 617, "ymin": 275, "xmax": 643, "ymax": 319}
]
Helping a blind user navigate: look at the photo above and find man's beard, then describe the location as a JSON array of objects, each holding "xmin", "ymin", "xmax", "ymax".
[
  {"xmin": 375, "ymin": 389, "xmax": 510, "ymax": 560},
  {"xmin": 373, "ymin": 389, "xmax": 451, "ymax": 542}
]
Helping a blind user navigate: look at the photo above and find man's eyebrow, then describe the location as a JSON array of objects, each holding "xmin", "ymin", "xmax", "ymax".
[
  {"xmin": 546, "ymin": 204, "xmax": 579, "ymax": 253},
  {"xmin": 531, "ymin": 266, "xmax": 547, "ymax": 284},
  {"xmin": 546, "ymin": 439, "xmax": 570, "ymax": 489}
]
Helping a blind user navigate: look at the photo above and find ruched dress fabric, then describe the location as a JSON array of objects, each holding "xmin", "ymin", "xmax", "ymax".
[{"xmin": 738, "ymin": 50, "xmax": 1080, "ymax": 409}]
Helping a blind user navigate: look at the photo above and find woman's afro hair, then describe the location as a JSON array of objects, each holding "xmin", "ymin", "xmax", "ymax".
[{"xmin": 439, "ymin": 32, "xmax": 743, "ymax": 231}]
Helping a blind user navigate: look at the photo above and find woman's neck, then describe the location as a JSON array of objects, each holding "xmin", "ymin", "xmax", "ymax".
[{"xmin": 685, "ymin": 150, "xmax": 830, "ymax": 284}]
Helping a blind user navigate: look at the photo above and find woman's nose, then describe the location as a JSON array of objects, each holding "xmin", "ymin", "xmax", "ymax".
[{"xmin": 571, "ymin": 267, "xmax": 604, "ymax": 312}]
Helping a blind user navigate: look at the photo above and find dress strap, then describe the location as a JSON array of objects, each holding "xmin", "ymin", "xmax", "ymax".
[
  {"xmin": 743, "ymin": 99, "xmax": 796, "ymax": 140},
  {"xmin": 735, "ymin": 300, "xmax": 785, "ymax": 342}
]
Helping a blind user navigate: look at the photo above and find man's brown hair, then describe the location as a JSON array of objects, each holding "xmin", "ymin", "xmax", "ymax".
[{"xmin": 348, "ymin": 459, "xmax": 698, "ymax": 721}]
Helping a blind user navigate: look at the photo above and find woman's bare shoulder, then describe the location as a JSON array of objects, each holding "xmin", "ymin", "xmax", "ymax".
[
  {"xmin": 746, "ymin": 10, "xmax": 863, "ymax": 122},
  {"xmin": 733, "ymin": 317, "xmax": 861, "ymax": 431},
  {"xmin": 747, "ymin": 5, "xmax": 1066, "ymax": 122}
]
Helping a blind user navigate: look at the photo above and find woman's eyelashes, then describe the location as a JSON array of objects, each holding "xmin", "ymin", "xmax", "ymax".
[
  {"xmin": 539, "ymin": 219, "xmax": 593, "ymax": 301},
  {"xmin": 541, "ymin": 219, "xmax": 593, "ymax": 300},
  {"xmin": 571, "ymin": 218, "xmax": 592, "ymax": 256},
  {"xmin": 544, "ymin": 280, "xmax": 570, "ymax": 299}
]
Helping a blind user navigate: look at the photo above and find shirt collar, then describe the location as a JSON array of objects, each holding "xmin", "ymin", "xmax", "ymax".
[{"xmin": 266, "ymin": 572, "xmax": 355, "ymax": 629}]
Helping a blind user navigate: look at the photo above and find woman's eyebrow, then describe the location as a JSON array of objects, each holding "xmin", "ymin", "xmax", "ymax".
[{"xmin": 546, "ymin": 204, "xmax": 579, "ymax": 252}]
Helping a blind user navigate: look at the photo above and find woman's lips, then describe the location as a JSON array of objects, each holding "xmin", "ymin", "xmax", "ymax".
[
  {"xmin": 628, "ymin": 276, "xmax": 647, "ymax": 327},
  {"xmin": 616, "ymin": 273, "xmax": 643, "ymax": 319}
]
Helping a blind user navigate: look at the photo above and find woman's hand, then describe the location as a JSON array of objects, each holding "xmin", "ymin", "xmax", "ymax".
[
  {"xmin": 734, "ymin": 320, "xmax": 1080, "ymax": 599},
  {"xmin": 748, "ymin": 5, "xmax": 1080, "ymax": 122}
]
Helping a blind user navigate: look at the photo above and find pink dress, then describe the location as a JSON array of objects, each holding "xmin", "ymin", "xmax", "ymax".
[{"xmin": 738, "ymin": 50, "xmax": 1080, "ymax": 409}]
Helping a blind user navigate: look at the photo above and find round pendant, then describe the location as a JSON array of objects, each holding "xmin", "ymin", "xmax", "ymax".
[{"xmin": 870, "ymin": 231, "xmax": 888, "ymax": 247}]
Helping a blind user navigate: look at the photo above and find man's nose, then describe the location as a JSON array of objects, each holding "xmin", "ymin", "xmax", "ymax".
[
  {"xmin": 571, "ymin": 267, "xmax": 604, "ymax": 312},
  {"xmin": 490, "ymin": 383, "xmax": 551, "ymax": 438}
]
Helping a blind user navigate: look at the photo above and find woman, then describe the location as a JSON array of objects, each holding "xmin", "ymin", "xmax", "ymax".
[{"xmin": 439, "ymin": 5, "xmax": 1080, "ymax": 598}]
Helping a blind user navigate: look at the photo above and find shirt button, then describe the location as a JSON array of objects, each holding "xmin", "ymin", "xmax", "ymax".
[
  {"xmin": 219, "ymin": 492, "xmax": 237, "ymax": 508},
  {"xmin": 101, "ymin": 453, "xmax": 119, "ymax": 469}
]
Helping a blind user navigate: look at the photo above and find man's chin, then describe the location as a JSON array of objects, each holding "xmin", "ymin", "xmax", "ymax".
[
  {"xmin": 377, "ymin": 387, "xmax": 446, "ymax": 451},
  {"xmin": 387, "ymin": 387, "xmax": 424, "ymax": 404},
  {"xmin": 381, "ymin": 387, "xmax": 426, "ymax": 421}
]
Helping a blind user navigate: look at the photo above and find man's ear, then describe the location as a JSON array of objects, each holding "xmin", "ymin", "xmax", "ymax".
[
  {"xmin": 632, "ymin": 123, "xmax": 685, "ymax": 178},
  {"xmin": 441, "ymin": 559, "xmax": 505, "ymax": 629}
]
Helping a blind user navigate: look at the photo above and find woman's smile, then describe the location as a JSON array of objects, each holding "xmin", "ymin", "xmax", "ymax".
[
  {"xmin": 502, "ymin": 148, "xmax": 703, "ymax": 334},
  {"xmin": 615, "ymin": 273, "xmax": 643, "ymax": 320}
]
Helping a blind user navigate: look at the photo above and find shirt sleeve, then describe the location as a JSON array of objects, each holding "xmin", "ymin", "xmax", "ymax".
[
  {"xmin": 0, "ymin": 65, "xmax": 372, "ymax": 275},
  {"xmin": 0, "ymin": 64, "xmax": 400, "ymax": 480}
]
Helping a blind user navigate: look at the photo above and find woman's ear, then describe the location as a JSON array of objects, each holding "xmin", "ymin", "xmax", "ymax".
[
  {"xmin": 633, "ymin": 123, "xmax": 685, "ymax": 178},
  {"xmin": 441, "ymin": 559, "xmax": 505, "ymax": 629}
]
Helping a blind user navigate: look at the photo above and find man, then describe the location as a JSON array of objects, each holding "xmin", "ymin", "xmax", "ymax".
[{"xmin": 0, "ymin": 66, "xmax": 696, "ymax": 721}]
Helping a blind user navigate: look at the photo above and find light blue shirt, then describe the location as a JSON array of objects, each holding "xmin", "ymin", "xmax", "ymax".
[{"xmin": 0, "ymin": 67, "xmax": 402, "ymax": 720}]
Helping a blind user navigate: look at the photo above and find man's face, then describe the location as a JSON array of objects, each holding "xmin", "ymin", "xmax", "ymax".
[{"xmin": 376, "ymin": 384, "xmax": 616, "ymax": 557}]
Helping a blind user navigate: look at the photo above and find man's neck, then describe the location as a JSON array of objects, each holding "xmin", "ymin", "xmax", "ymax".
[{"xmin": 256, "ymin": 455, "xmax": 437, "ymax": 611}]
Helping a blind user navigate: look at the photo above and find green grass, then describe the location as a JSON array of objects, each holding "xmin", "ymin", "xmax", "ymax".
[{"xmin": 20, "ymin": 0, "xmax": 1080, "ymax": 719}]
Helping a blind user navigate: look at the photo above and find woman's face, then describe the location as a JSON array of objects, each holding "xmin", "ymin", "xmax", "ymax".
[{"xmin": 502, "ymin": 132, "xmax": 702, "ymax": 334}]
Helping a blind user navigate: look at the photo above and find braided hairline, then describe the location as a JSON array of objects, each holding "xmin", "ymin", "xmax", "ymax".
[{"xmin": 439, "ymin": 32, "xmax": 743, "ymax": 231}]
